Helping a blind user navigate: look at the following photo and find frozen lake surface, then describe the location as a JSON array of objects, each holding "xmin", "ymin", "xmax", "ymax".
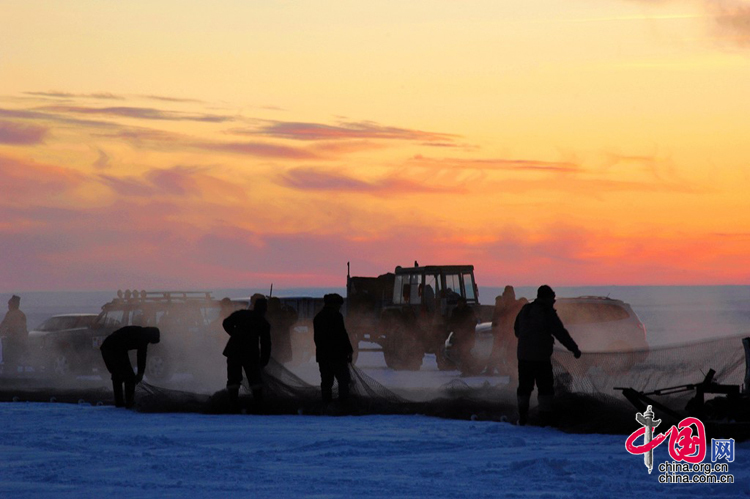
[{"xmin": 1, "ymin": 402, "xmax": 747, "ymax": 498}]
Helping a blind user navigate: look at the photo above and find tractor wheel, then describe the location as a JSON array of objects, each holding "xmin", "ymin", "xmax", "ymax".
[
  {"xmin": 435, "ymin": 347, "xmax": 457, "ymax": 371},
  {"xmin": 381, "ymin": 324, "xmax": 423, "ymax": 371}
]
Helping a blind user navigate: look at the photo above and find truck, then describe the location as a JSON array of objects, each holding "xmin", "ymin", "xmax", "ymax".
[
  {"xmin": 37, "ymin": 290, "xmax": 225, "ymax": 379},
  {"xmin": 346, "ymin": 263, "xmax": 494, "ymax": 371}
]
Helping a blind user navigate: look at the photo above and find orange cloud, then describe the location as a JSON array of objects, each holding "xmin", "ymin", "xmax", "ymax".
[
  {"xmin": 0, "ymin": 120, "xmax": 48, "ymax": 145},
  {"xmin": 279, "ymin": 167, "xmax": 467, "ymax": 196},
  {"xmin": 409, "ymin": 155, "xmax": 580, "ymax": 173},
  {"xmin": 0, "ymin": 153, "xmax": 83, "ymax": 204},
  {"xmin": 97, "ymin": 166, "xmax": 247, "ymax": 202},
  {"xmin": 234, "ymin": 120, "xmax": 459, "ymax": 143},
  {"xmin": 40, "ymin": 105, "xmax": 234, "ymax": 123},
  {"xmin": 711, "ymin": 0, "xmax": 750, "ymax": 45},
  {"xmin": 200, "ymin": 140, "xmax": 320, "ymax": 160},
  {"xmin": 25, "ymin": 91, "xmax": 124, "ymax": 100}
]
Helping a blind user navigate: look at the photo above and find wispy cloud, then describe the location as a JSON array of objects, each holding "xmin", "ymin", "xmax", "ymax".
[
  {"xmin": 40, "ymin": 105, "xmax": 235, "ymax": 123},
  {"xmin": 95, "ymin": 126, "xmax": 185, "ymax": 145},
  {"xmin": 236, "ymin": 120, "xmax": 459, "ymax": 143},
  {"xmin": 0, "ymin": 121, "xmax": 48, "ymax": 145},
  {"xmin": 200, "ymin": 141, "xmax": 320, "ymax": 160},
  {"xmin": 409, "ymin": 155, "xmax": 580, "ymax": 173},
  {"xmin": 140, "ymin": 95, "xmax": 204, "ymax": 103},
  {"xmin": 711, "ymin": 0, "xmax": 750, "ymax": 45},
  {"xmin": 279, "ymin": 167, "xmax": 464, "ymax": 196},
  {"xmin": 97, "ymin": 124, "xmax": 322, "ymax": 160},
  {"xmin": 24, "ymin": 91, "xmax": 124, "ymax": 100},
  {"xmin": 97, "ymin": 165, "xmax": 247, "ymax": 202},
  {"xmin": 97, "ymin": 174, "xmax": 156, "ymax": 197},
  {"xmin": 0, "ymin": 154, "xmax": 83, "ymax": 203},
  {"xmin": 0, "ymin": 107, "xmax": 115, "ymax": 129},
  {"xmin": 93, "ymin": 148, "xmax": 111, "ymax": 169},
  {"xmin": 622, "ymin": 0, "xmax": 750, "ymax": 47}
]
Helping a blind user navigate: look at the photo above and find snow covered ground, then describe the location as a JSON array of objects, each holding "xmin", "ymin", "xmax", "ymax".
[
  {"xmin": 0, "ymin": 402, "xmax": 747, "ymax": 498},
  {"xmin": 2, "ymin": 287, "xmax": 748, "ymax": 497}
]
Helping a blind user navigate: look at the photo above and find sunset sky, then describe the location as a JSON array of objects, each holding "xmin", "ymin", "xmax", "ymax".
[{"xmin": 1, "ymin": 1, "xmax": 749, "ymax": 291}]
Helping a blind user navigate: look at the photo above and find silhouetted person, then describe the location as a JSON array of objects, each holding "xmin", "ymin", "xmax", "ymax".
[
  {"xmin": 444, "ymin": 288, "xmax": 461, "ymax": 306},
  {"xmin": 267, "ymin": 297, "xmax": 297, "ymax": 364},
  {"xmin": 514, "ymin": 285, "xmax": 581, "ymax": 426},
  {"xmin": 484, "ymin": 286, "xmax": 528, "ymax": 375},
  {"xmin": 449, "ymin": 297, "xmax": 478, "ymax": 375},
  {"xmin": 313, "ymin": 293, "xmax": 353, "ymax": 404},
  {"xmin": 420, "ymin": 283, "xmax": 435, "ymax": 314},
  {"xmin": 212, "ymin": 297, "xmax": 236, "ymax": 347},
  {"xmin": 222, "ymin": 297, "xmax": 271, "ymax": 411},
  {"xmin": 100, "ymin": 326, "xmax": 160, "ymax": 408},
  {"xmin": 0, "ymin": 295, "xmax": 28, "ymax": 374}
]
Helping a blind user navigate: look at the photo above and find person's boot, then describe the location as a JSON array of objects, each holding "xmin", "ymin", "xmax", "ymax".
[
  {"xmin": 251, "ymin": 387, "xmax": 264, "ymax": 413},
  {"xmin": 124, "ymin": 382, "xmax": 136, "ymax": 409},
  {"xmin": 539, "ymin": 394, "xmax": 555, "ymax": 427},
  {"xmin": 321, "ymin": 386, "xmax": 333, "ymax": 405},
  {"xmin": 517, "ymin": 394, "xmax": 530, "ymax": 426},
  {"xmin": 112, "ymin": 381, "xmax": 125, "ymax": 408},
  {"xmin": 338, "ymin": 381, "xmax": 350, "ymax": 404},
  {"xmin": 227, "ymin": 385, "xmax": 240, "ymax": 413}
]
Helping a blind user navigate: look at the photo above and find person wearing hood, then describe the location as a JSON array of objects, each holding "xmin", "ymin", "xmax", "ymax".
[
  {"xmin": 514, "ymin": 285, "xmax": 581, "ymax": 426},
  {"xmin": 222, "ymin": 297, "xmax": 271, "ymax": 411},
  {"xmin": 0, "ymin": 295, "xmax": 28, "ymax": 373},
  {"xmin": 484, "ymin": 286, "xmax": 528, "ymax": 376},
  {"xmin": 313, "ymin": 293, "xmax": 353, "ymax": 404},
  {"xmin": 100, "ymin": 326, "xmax": 161, "ymax": 408}
]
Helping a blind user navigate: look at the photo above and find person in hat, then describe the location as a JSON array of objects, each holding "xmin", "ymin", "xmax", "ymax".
[
  {"xmin": 100, "ymin": 326, "xmax": 161, "ymax": 408},
  {"xmin": 448, "ymin": 297, "xmax": 479, "ymax": 376},
  {"xmin": 514, "ymin": 285, "xmax": 581, "ymax": 426},
  {"xmin": 0, "ymin": 295, "xmax": 28, "ymax": 373},
  {"xmin": 313, "ymin": 293, "xmax": 353, "ymax": 404},
  {"xmin": 484, "ymin": 286, "xmax": 528, "ymax": 375},
  {"xmin": 266, "ymin": 297, "xmax": 297, "ymax": 365},
  {"xmin": 222, "ymin": 297, "xmax": 271, "ymax": 411}
]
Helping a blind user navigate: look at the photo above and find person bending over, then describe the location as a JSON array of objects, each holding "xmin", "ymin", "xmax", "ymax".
[{"xmin": 100, "ymin": 326, "xmax": 160, "ymax": 408}]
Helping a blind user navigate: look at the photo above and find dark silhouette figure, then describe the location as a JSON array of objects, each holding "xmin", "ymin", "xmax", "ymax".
[
  {"xmin": 222, "ymin": 297, "xmax": 271, "ymax": 411},
  {"xmin": 448, "ymin": 297, "xmax": 478, "ymax": 375},
  {"xmin": 514, "ymin": 285, "xmax": 581, "ymax": 426},
  {"xmin": 313, "ymin": 293, "xmax": 353, "ymax": 404},
  {"xmin": 420, "ymin": 283, "xmax": 435, "ymax": 314},
  {"xmin": 0, "ymin": 295, "xmax": 28, "ymax": 374},
  {"xmin": 100, "ymin": 326, "xmax": 160, "ymax": 408},
  {"xmin": 484, "ymin": 286, "xmax": 528, "ymax": 375},
  {"xmin": 267, "ymin": 297, "xmax": 297, "ymax": 364},
  {"xmin": 210, "ymin": 297, "xmax": 236, "ymax": 351}
]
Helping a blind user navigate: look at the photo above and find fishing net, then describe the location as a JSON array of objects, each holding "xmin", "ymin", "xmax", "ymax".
[{"xmin": 2, "ymin": 333, "xmax": 748, "ymax": 436}]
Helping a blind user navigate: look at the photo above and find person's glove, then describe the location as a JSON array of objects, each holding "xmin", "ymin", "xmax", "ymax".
[
  {"xmin": 135, "ymin": 373, "xmax": 144, "ymax": 384},
  {"xmin": 573, "ymin": 349, "xmax": 582, "ymax": 359}
]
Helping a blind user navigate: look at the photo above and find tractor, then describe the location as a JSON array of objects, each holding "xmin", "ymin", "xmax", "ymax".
[{"xmin": 346, "ymin": 263, "xmax": 493, "ymax": 370}]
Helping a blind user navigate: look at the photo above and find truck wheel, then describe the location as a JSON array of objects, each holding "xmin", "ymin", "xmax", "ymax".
[
  {"xmin": 145, "ymin": 354, "xmax": 170, "ymax": 381},
  {"xmin": 49, "ymin": 352, "xmax": 74, "ymax": 378}
]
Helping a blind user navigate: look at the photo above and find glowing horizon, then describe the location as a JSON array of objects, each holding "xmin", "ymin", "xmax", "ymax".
[{"xmin": 1, "ymin": 1, "xmax": 749, "ymax": 292}]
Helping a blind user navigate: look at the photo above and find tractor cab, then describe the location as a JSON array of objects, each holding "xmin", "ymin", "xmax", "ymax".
[
  {"xmin": 346, "ymin": 263, "xmax": 484, "ymax": 370},
  {"xmin": 390, "ymin": 265, "xmax": 479, "ymax": 315}
]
